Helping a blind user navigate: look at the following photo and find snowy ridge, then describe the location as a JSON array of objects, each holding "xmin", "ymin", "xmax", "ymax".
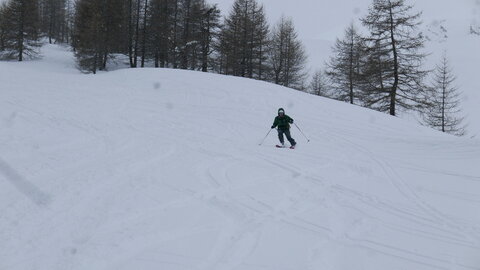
[{"xmin": 1, "ymin": 44, "xmax": 480, "ymax": 270}]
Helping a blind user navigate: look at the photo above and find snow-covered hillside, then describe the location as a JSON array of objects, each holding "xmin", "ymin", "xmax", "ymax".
[{"xmin": 1, "ymin": 44, "xmax": 480, "ymax": 270}]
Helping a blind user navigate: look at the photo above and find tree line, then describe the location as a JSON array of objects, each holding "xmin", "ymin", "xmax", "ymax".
[
  {"xmin": 71, "ymin": 0, "xmax": 308, "ymax": 89},
  {"xmin": 0, "ymin": 0, "xmax": 466, "ymax": 135},
  {"xmin": 0, "ymin": 0, "xmax": 307, "ymax": 89},
  {"xmin": 72, "ymin": 0, "xmax": 224, "ymax": 72},
  {"xmin": 311, "ymin": 0, "xmax": 466, "ymax": 135}
]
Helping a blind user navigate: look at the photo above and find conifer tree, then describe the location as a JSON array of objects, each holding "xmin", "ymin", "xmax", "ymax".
[
  {"xmin": 268, "ymin": 16, "xmax": 307, "ymax": 89},
  {"xmin": 73, "ymin": 0, "xmax": 125, "ymax": 73},
  {"xmin": 73, "ymin": 0, "xmax": 103, "ymax": 73},
  {"xmin": 309, "ymin": 69, "xmax": 330, "ymax": 97},
  {"xmin": 147, "ymin": 0, "xmax": 173, "ymax": 67},
  {"xmin": 0, "ymin": 3, "xmax": 8, "ymax": 52},
  {"xmin": 361, "ymin": 0, "xmax": 429, "ymax": 116},
  {"xmin": 217, "ymin": 0, "xmax": 269, "ymax": 79},
  {"xmin": 423, "ymin": 53, "xmax": 466, "ymax": 136},
  {"xmin": 124, "ymin": 0, "xmax": 144, "ymax": 67},
  {"xmin": 326, "ymin": 23, "xmax": 365, "ymax": 104},
  {"xmin": 39, "ymin": 0, "xmax": 68, "ymax": 43},
  {"xmin": 0, "ymin": 0, "xmax": 41, "ymax": 61},
  {"xmin": 198, "ymin": 4, "xmax": 220, "ymax": 72}
]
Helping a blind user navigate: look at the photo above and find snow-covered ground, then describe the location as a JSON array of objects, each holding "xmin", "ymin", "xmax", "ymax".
[{"xmin": 1, "ymin": 44, "xmax": 480, "ymax": 270}]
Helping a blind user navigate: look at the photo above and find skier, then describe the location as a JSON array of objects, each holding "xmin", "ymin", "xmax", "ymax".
[{"xmin": 271, "ymin": 108, "xmax": 297, "ymax": 149}]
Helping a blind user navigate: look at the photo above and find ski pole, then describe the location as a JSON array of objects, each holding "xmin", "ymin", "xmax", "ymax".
[
  {"xmin": 259, "ymin": 128, "xmax": 274, "ymax": 146},
  {"xmin": 294, "ymin": 123, "xmax": 310, "ymax": 142}
]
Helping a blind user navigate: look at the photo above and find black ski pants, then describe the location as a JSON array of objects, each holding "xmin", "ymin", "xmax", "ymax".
[{"xmin": 278, "ymin": 128, "xmax": 296, "ymax": 146}]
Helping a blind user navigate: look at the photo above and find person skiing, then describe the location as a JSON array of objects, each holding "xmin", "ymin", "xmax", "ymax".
[{"xmin": 271, "ymin": 108, "xmax": 297, "ymax": 149}]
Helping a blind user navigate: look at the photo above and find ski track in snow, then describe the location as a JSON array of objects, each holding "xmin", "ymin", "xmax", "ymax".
[
  {"xmin": 1, "ymin": 44, "xmax": 480, "ymax": 270},
  {"xmin": 0, "ymin": 157, "xmax": 52, "ymax": 206}
]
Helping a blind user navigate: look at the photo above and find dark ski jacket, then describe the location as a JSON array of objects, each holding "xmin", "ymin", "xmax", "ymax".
[{"xmin": 272, "ymin": 115, "xmax": 294, "ymax": 130}]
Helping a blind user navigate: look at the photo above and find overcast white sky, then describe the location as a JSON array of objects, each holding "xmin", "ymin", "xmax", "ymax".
[{"xmin": 212, "ymin": 0, "xmax": 476, "ymax": 67}]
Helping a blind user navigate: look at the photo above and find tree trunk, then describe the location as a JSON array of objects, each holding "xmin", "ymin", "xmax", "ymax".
[
  {"xmin": 201, "ymin": 10, "xmax": 211, "ymax": 72},
  {"xmin": 389, "ymin": 5, "xmax": 399, "ymax": 116},
  {"xmin": 18, "ymin": 2, "xmax": 25, "ymax": 61},
  {"xmin": 48, "ymin": 1, "xmax": 53, "ymax": 44},
  {"xmin": 133, "ymin": 0, "xmax": 141, "ymax": 67},
  {"xmin": 160, "ymin": 0, "xmax": 168, "ymax": 68},
  {"xmin": 181, "ymin": 0, "xmax": 191, "ymax": 69},
  {"xmin": 128, "ymin": 0, "xmax": 134, "ymax": 67},
  {"xmin": 172, "ymin": 0, "xmax": 178, "ymax": 68},
  {"xmin": 140, "ymin": 0, "xmax": 148, "ymax": 67},
  {"xmin": 258, "ymin": 42, "xmax": 263, "ymax": 80},
  {"xmin": 241, "ymin": 0, "xmax": 248, "ymax": 77},
  {"xmin": 442, "ymin": 68, "xmax": 446, "ymax": 132},
  {"xmin": 349, "ymin": 34, "xmax": 354, "ymax": 104}
]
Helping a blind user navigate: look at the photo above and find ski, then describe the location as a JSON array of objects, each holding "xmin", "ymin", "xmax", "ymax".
[{"xmin": 276, "ymin": 145, "xmax": 295, "ymax": 149}]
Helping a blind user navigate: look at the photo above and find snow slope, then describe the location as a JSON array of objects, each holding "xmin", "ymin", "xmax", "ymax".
[{"xmin": 1, "ymin": 44, "xmax": 480, "ymax": 270}]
